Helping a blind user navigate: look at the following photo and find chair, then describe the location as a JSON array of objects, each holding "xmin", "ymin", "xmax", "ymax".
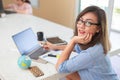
[{"xmin": 110, "ymin": 48, "xmax": 120, "ymax": 79}]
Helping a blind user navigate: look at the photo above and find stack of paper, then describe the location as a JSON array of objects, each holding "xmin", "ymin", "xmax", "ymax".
[{"xmin": 40, "ymin": 50, "xmax": 78, "ymax": 64}]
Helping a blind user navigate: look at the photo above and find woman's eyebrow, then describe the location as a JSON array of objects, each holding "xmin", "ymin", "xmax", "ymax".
[
  {"xmin": 80, "ymin": 18, "xmax": 94, "ymax": 22},
  {"xmin": 86, "ymin": 19, "xmax": 95, "ymax": 22}
]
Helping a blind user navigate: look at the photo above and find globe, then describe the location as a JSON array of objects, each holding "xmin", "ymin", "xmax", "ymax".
[{"xmin": 17, "ymin": 55, "xmax": 31, "ymax": 69}]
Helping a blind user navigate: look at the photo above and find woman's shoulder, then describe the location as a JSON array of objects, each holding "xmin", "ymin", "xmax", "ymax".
[
  {"xmin": 23, "ymin": 2, "xmax": 32, "ymax": 7},
  {"xmin": 86, "ymin": 43, "xmax": 104, "ymax": 57},
  {"xmin": 88, "ymin": 43, "xmax": 103, "ymax": 51},
  {"xmin": 93, "ymin": 43, "xmax": 103, "ymax": 49}
]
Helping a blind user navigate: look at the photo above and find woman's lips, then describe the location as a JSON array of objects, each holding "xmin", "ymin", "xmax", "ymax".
[
  {"xmin": 78, "ymin": 30, "xmax": 85, "ymax": 35},
  {"xmin": 79, "ymin": 31, "xmax": 85, "ymax": 34}
]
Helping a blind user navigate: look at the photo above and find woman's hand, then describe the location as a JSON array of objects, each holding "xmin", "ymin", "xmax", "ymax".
[
  {"xmin": 40, "ymin": 41, "xmax": 66, "ymax": 50},
  {"xmin": 41, "ymin": 41, "xmax": 54, "ymax": 50},
  {"xmin": 72, "ymin": 33, "xmax": 92, "ymax": 45}
]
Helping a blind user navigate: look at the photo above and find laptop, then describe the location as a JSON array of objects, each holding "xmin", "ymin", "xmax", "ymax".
[
  {"xmin": 12, "ymin": 28, "xmax": 48, "ymax": 60},
  {"xmin": 0, "ymin": 0, "xmax": 16, "ymax": 14}
]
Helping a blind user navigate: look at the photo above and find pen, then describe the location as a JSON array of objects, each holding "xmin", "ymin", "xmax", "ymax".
[
  {"xmin": 48, "ymin": 54, "xmax": 60, "ymax": 58},
  {"xmin": 48, "ymin": 54, "xmax": 56, "ymax": 57}
]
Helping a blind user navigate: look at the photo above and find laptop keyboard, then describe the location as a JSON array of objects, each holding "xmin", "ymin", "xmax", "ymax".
[
  {"xmin": 29, "ymin": 48, "xmax": 48, "ymax": 60},
  {"xmin": 4, "ymin": 10, "xmax": 16, "ymax": 14}
]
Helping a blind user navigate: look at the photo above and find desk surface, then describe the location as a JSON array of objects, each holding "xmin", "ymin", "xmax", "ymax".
[{"xmin": 0, "ymin": 14, "xmax": 73, "ymax": 80}]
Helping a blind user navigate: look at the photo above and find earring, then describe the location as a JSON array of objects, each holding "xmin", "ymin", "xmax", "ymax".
[{"xmin": 96, "ymin": 31, "xmax": 99, "ymax": 33}]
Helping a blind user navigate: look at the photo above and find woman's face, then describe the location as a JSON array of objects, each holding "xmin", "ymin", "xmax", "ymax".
[
  {"xmin": 77, "ymin": 12, "xmax": 100, "ymax": 37},
  {"xmin": 14, "ymin": 0, "xmax": 23, "ymax": 5}
]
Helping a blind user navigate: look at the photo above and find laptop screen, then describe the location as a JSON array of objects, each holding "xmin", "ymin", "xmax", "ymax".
[
  {"xmin": 12, "ymin": 28, "xmax": 40, "ymax": 55},
  {"xmin": 0, "ymin": 0, "xmax": 4, "ymax": 12}
]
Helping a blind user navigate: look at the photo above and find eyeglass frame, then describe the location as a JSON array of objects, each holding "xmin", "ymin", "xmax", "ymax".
[{"xmin": 77, "ymin": 19, "xmax": 100, "ymax": 27}]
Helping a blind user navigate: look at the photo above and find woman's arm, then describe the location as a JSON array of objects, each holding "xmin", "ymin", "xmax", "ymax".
[
  {"xmin": 15, "ymin": 6, "xmax": 32, "ymax": 14},
  {"xmin": 4, "ymin": 4, "xmax": 13, "ymax": 9},
  {"xmin": 55, "ymin": 38, "xmax": 75, "ymax": 70},
  {"xmin": 15, "ymin": 3, "xmax": 32, "ymax": 14},
  {"xmin": 4, "ymin": 5, "xmax": 10, "ymax": 9},
  {"xmin": 15, "ymin": 9, "xmax": 28, "ymax": 14},
  {"xmin": 42, "ymin": 41, "xmax": 67, "ymax": 50},
  {"xmin": 56, "ymin": 33, "xmax": 92, "ymax": 70}
]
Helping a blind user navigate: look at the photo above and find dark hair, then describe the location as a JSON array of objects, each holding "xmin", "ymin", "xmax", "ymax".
[
  {"xmin": 74, "ymin": 6, "xmax": 110, "ymax": 54},
  {"xmin": 22, "ymin": 0, "xmax": 31, "ymax": 4}
]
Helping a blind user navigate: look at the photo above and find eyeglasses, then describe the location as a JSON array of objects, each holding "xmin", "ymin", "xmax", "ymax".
[{"xmin": 77, "ymin": 19, "xmax": 99, "ymax": 27}]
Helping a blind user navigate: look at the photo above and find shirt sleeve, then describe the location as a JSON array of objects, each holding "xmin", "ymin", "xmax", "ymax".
[
  {"xmin": 58, "ymin": 50, "xmax": 94, "ymax": 73},
  {"xmin": 74, "ymin": 44, "xmax": 81, "ymax": 53},
  {"xmin": 23, "ymin": 3, "xmax": 32, "ymax": 14},
  {"xmin": 58, "ymin": 44, "xmax": 103, "ymax": 73}
]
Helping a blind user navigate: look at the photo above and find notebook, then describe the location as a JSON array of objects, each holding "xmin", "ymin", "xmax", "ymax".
[
  {"xmin": 0, "ymin": 0, "xmax": 16, "ymax": 14},
  {"xmin": 46, "ymin": 37, "xmax": 67, "ymax": 45},
  {"xmin": 12, "ymin": 28, "xmax": 48, "ymax": 60}
]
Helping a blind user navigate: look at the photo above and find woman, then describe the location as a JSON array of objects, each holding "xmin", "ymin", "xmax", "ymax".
[
  {"xmin": 5, "ymin": 0, "xmax": 32, "ymax": 14},
  {"xmin": 44, "ymin": 6, "xmax": 119, "ymax": 80}
]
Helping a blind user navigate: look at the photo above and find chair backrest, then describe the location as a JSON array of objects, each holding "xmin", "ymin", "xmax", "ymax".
[
  {"xmin": 109, "ymin": 49, "xmax": 120, "ymax": 56},
  {"xmin": 110, "ymin": 48, "xmax": 120, "ymax": 79}
]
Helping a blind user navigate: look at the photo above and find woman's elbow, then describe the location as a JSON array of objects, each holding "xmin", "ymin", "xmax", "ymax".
[
  {"xmin": 55, "ymin": 63, "xmax": 59, "ymax": 71},
  {"xmin": 55, "ymin": 63, "xmax": 68, "ymax": 73}
]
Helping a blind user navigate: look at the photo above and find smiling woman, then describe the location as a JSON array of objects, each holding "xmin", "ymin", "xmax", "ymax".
[
  {"xmin": 43, "ymin": 6, "xmax": 119, "ymax": 80},
  {"xmin": 4, "ymin": 0, "xmax": 32, "ymax": 14}
]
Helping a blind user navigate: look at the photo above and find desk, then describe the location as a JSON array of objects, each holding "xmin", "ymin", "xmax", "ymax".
[{"xmin": 0, "ymin": 14, "xmax": 73, "ymax": 80}]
